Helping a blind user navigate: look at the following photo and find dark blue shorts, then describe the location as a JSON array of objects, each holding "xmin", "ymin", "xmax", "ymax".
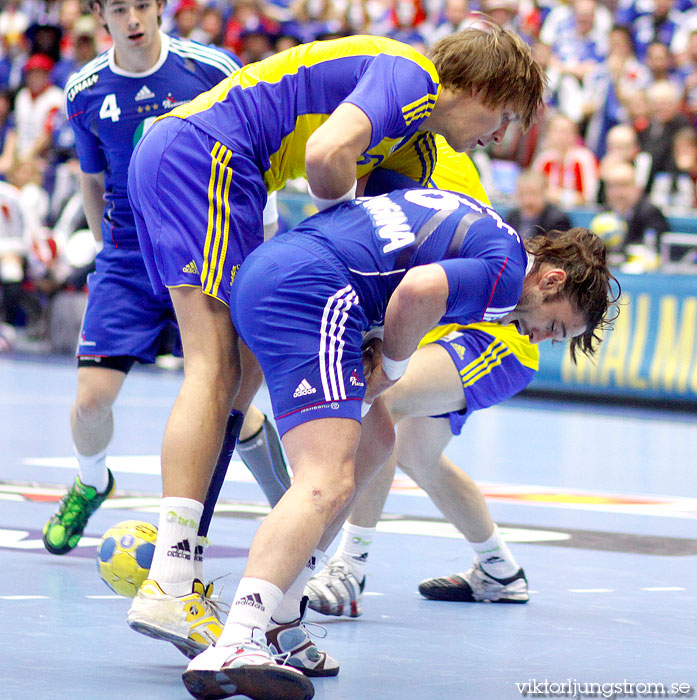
[
  {"xmin": 77, "ymin": 245, "xmax": 178, "ymax": 363},
  {"xmin": 231, "ymin": 237, "xmax": 369, "ymax": 437},
  {"xmin": 128, "ymin": 116, "xmax": 267, "ymax": 306}
]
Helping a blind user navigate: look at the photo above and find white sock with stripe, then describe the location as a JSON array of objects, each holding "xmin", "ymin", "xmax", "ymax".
[
  {"xmin": 333, "ymin": 523, "xmax": 374, "ymax": 581},
  {"xmin": 271, "ymin": 549, "xmax": 325, "ymax": 623},
  {"xmin": 148, "ymin": 497, "xmax": 202, "ymax": 596},
  {"xmin": 218, "ymin": 577, "xmax": 284, "ymax": 646},
  {"xmin": 470, "ymin": 525, "xmax": 519, "ymax": 579}
]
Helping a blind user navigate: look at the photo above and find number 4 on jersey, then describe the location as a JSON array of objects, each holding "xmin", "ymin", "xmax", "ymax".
[{"xmin": 99, "ymin": 93, "xmax": 121, "ymax": 122}]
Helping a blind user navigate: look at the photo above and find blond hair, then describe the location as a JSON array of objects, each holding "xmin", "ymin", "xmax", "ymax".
[{"xmin": 428, "ymin": 23, "xmax": 546, "ymax": 131}]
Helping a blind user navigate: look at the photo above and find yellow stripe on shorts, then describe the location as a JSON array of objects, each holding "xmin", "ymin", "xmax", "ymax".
[
  {"xmin": 202, "ymin": 141, "xmax": 233, "ymax": 296},
  {"xmin": 460, "ymin": 340, "xmax": 512, "ymax": 387}
]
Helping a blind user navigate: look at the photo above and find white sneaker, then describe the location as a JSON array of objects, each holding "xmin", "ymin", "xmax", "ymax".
[
  {"xmin": 418, "ymin": 563, "xmax": 529, "ymax": 603},
  {"xmin": 266, "ymin": 596, "xmax": 339, "ymax": 677},
  {"xmin": 304, "ymin": 558, "xmax": 365, "ymax": 618},
  {"xmin": 127, "ymin": 579, "xmax": 224, "ymax": 658},
  {"xmin": 182, "ymin": 629, "xmax": 315, "ymax": 700}
]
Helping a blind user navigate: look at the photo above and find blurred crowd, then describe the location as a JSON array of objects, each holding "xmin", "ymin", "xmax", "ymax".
[{"xmin": 3, "ymin": 0, "xmax": 697, "ymax": 351}]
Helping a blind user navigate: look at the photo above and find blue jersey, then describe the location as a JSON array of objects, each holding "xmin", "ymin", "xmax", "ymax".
[
  {"xmin": 281, "ymin": 188, "xmax": 529, "ymax": 329},
  {"xmin": 64, "ymin": 33, "xmax": 240, "ymax": 249}
]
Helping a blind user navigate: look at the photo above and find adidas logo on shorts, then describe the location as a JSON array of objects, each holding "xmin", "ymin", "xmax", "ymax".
[
  {"xmin": 293, "ymin": 379, "xmax": 316, "ymax": 398},
  {"xmin": 451, "ymin": 343, "xmax": 466, "ymax": 360},
  {"xmin": 182, "ymin": 260, "xmax": 198, "ymax": 274}
]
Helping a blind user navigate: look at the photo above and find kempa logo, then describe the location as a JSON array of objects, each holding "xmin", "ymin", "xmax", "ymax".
[
  {"xmin": 293, "ymin": 379, "xmax": 316, "ymax": 398},
  {"xmin": 235, "ymin": 593, "xmax": 265, "ymax": 610},
  {"xmin": 182, "ymin": 260, "xmax": 198, "ymax": 274},
  {"xmin": 135, "ymin": 84, "xmax": 155, "ymax": 101},
  {"xmin": 167, "ymin": 539, "xmax": 191, "ymax": 560},
  {"xmin": 166, "ymin": 510, "xmax": 198, "ymax": 529},
  {"xmin": 349, "ymin": 369, "xmax": 364, "ymax": 387}
]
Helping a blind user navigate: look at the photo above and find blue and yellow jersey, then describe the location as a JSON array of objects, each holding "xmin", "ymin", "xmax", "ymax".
[
  {"xmin": 421, "ymin": 322, "xmax": 539, "ymax": 434},
  {"xmin": 165, "ymin": 35, "xmax": 441, "ymax": 193},
  {"xmin": 365, "ymin": 135, "xmax": 490, "ymax": 205}
]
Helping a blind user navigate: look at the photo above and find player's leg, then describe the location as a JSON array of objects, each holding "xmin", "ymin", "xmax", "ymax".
[
  {"xmin": 396, "ymin": 416, "xmax": 528, "ymax": 603},
  {"xmin": 183, "ymin": 417, "xmax": 360, "ymax": 700},
  {"xmin": 305, "ymin": 341, "xmax": 463, "ymax": 613},
  {"xmin": 237, "ymin": 404, "xmax": 291, "ymax": 507},
  {"xmin": 127, "ymin": 287, "xmax": 240, "ymax": 657},
  {"xmin": 43, "ymin": 363, "xmax": 126, "ymax": 554}
]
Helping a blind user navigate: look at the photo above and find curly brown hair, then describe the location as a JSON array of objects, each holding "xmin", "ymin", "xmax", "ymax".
[
  {"xmin": 525, "ymin": 227, "xmax": 620, "ymax": 362},
  {"xmin": 428, "ymin": 22, "xmax": 547, "ymax": 131}
]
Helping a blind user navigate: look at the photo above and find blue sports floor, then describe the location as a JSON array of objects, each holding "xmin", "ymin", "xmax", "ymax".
[{"xmin": 1, "ymin": 355, "xmax": 695, "ymax": 700}]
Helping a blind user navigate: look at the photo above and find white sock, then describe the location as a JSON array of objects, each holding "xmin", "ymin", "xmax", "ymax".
[
  {"xmin": 470, "ymin": 525, "xmax": 519, "ymax": 579},
  {"xmin": 75, "ymin": 446, "xmax": 109, "ymax": 492},
  {"xmin": 218, "ymin": 577, "xmax": 283, "ymax": 646},
  {"xmin": 272, "ymin": 549, "xmax": 325, "ymax": 623},
  {"xmin": 334, "ymin": 523, "xmax": 374, "ymax": 580},
  {"xmin": 148, "ymin": 497, "xmax": 203, "ymax": 596},
  {"xmin": 193, "ymin": 535, "xmax": 209, "ymax": 583}
]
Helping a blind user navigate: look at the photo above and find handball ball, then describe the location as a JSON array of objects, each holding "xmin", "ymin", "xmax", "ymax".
[
  {"xmin": 97, "ymin": 520, "xmax": 157, "ymax": 597},
  {"xmin": 590, "ymin": 211, "xmax": 627, "ymax": 251}
]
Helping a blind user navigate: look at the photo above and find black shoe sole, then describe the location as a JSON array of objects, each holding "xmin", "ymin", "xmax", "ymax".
[{"xmin": 182, "ymin": 665, "xmax": 315, "ymax": 700}]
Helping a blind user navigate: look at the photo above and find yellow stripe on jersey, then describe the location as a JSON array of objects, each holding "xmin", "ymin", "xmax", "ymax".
[
  {"xmin": 202, "ymin": 142, "xmax": 233, "ymax": 296},
  {"xmin": 402, "ymin": 94, "xmax": 438, "ymax": 125},
  {"xmin": 460, "ymin": 340, "xmax": 511, "ymax": 387},
  {"xmin": 419, "ymin": 322, "xmax": 540, "ymax": 371},
  {"xmin": 166, "ymin": 36, "xmax": 440, "ymax": 121}
]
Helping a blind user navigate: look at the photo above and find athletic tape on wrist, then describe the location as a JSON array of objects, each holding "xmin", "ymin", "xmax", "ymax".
[
  {"xmin": 308, "ymin": 180, "xmax": 357, "ymax": 211},
  {"xmin": 382, "ymin": 355, "xmax": 410, "ymax": 381}
]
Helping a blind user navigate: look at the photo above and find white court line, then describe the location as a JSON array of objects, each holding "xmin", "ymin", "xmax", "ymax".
[
  {"xmin": 1, "ymin": 595, "xmax": 48, "ymax": 600},
  {"xmin": 640, "ymin": 587, "xmax": 686, "ymax": 592},
  {"xmin": 568, "ymin": 588, "xmax": 615, "ymax": 593}
]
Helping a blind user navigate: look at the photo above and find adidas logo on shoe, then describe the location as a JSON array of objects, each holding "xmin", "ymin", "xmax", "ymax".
[
  {"xmin": 135, "ymin": 84, "xmax": 155, "ymax": 101},
  {"xmin": 293, "ymin": 379, "xmax": 316, "ymax": 398},
  {"xmin": 235, "ymin": 593, "xmax": 265, "ymax": 610},
  {"xmin": 167, "ymin": 539, "xmax": 192, "ymax": 560},
  {"xmin": 182, "ymin": 260, "xmax": 198, "ymax": 274}
]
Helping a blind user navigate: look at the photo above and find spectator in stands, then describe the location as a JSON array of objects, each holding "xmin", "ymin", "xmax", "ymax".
[
  {"xmin": 13, "ymin": 52, "xmax": 63, "ymax": 164},
  {"xmin": 427, "ymin": 0, "xmax": 473, "ymax": 46},
  {"xmin": 599, "ymin": 124, "xmax": 653, "ymax": 195},
  {"xmin": 542, "ymin": 0, "xmax": 610, "ymax": 85},
  {"xmin": 224, "ymin": 0, "xmax": 279, "ymax": 56},
  {"xmin": 239, "ymin": 26, "xmax": 275, "ymax": 64},
  {"xmin": 505, "ymin": 169, "xmax": 572, "ymax": 239},
  {"xmin": 25, "ymin": 22, "xmax": 62, "ymax": 63},
  {"xmin": 650, "ymin": 125, "xmax": 697, "ymax": 210},
  {"xmin": 641, "ymin": 79, "xmax": 692, "ymax": 182},
  {"xmin": 385, "ymin": 0, "xmax": 428, "ymax": 52},
  {"xmin": 645, "ymin": 40, "xmax": 682, "ymax": 86},
  {"xmin": 598, "ymin": 160, "xmax": 669, "ymax": 257},
  {"xmin": 627, "ymin": 87, "xmax": 651, "ymax": 141},
  {"xmin": 582, "ymin": 24, "xmax": 651, "ymax": 156},
  {"xmin": 631, "ymin": 0, "xmax": 682, "ymax": 61},
  {"xmin": 0, "ymin": 17, "xmax": 30, "ymax": 90},
  {"xmin": 52, "ymin": 15, "xmax": 97, "ymax": 89},
  {"xmin": 200, "ymin": 6, "xmax": 226, "ymax": 46},
  {"xmin": 171, "ymin": 0, "xmax": 207, "ymax": 43},
  {"xmin": 678, "ymin": 30, "xmax": 697, "ymax": 120},
  {"xmin": 0, "ymin": 90, "xmax": 16, "ymax": 180},
  {"xmin": 534, "ymin": 113, "xmax": 599, "ymax": 207}
]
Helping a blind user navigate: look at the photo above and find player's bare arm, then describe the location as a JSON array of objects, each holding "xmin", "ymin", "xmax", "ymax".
[
  {"xmin": 365, "ymin": 264, "xmax": 449, "ymax": 404},
  {"xmin": 305, "ymin": 103, "xmax": 372, "ymax": 201},
  {"xmin": 80, "ymin": 171, "xmax": 106, "ymax": 244}
]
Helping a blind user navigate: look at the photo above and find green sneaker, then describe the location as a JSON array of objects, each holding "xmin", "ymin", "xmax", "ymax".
[{"xmin": 43, "ymin": 470, "xmax": 115, "ymax": 555}]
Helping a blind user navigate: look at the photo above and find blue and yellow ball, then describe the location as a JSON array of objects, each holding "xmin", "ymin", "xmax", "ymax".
[{"xmin": 97, "ymin": 520, "xmax": 157, "ymax": 597}]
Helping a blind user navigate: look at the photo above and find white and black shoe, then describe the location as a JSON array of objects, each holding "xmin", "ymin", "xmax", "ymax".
[
  {"xmin": 418, "ymin": 563, "xmax": 529, "ymax": 603},
  {"xmin": 304, "ymin": 559, "xmax": 365, "ymax": 618}
]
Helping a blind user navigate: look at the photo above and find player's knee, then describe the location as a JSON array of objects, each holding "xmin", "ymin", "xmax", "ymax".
[
  {"xmin": 306, "ymin": 473, "xmax": 355, "ymax": 519},
  {"xmin": 74, "ymin": 391, "xmax": 113, "ymax": 424}
]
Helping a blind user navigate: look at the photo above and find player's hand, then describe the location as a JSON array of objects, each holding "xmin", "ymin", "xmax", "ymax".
[
  {"xmin": 363, "ymin": 359, "xmax": 397, "ymax": 407},
  {"xmin": 362, "ymin": 337, "xmax": 382, "ymax": 381}
]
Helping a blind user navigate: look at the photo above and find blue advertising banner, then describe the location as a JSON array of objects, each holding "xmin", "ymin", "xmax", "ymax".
[{"xmin": 533, "ymin": 273, "xmax": 697, "ymax": 403}]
